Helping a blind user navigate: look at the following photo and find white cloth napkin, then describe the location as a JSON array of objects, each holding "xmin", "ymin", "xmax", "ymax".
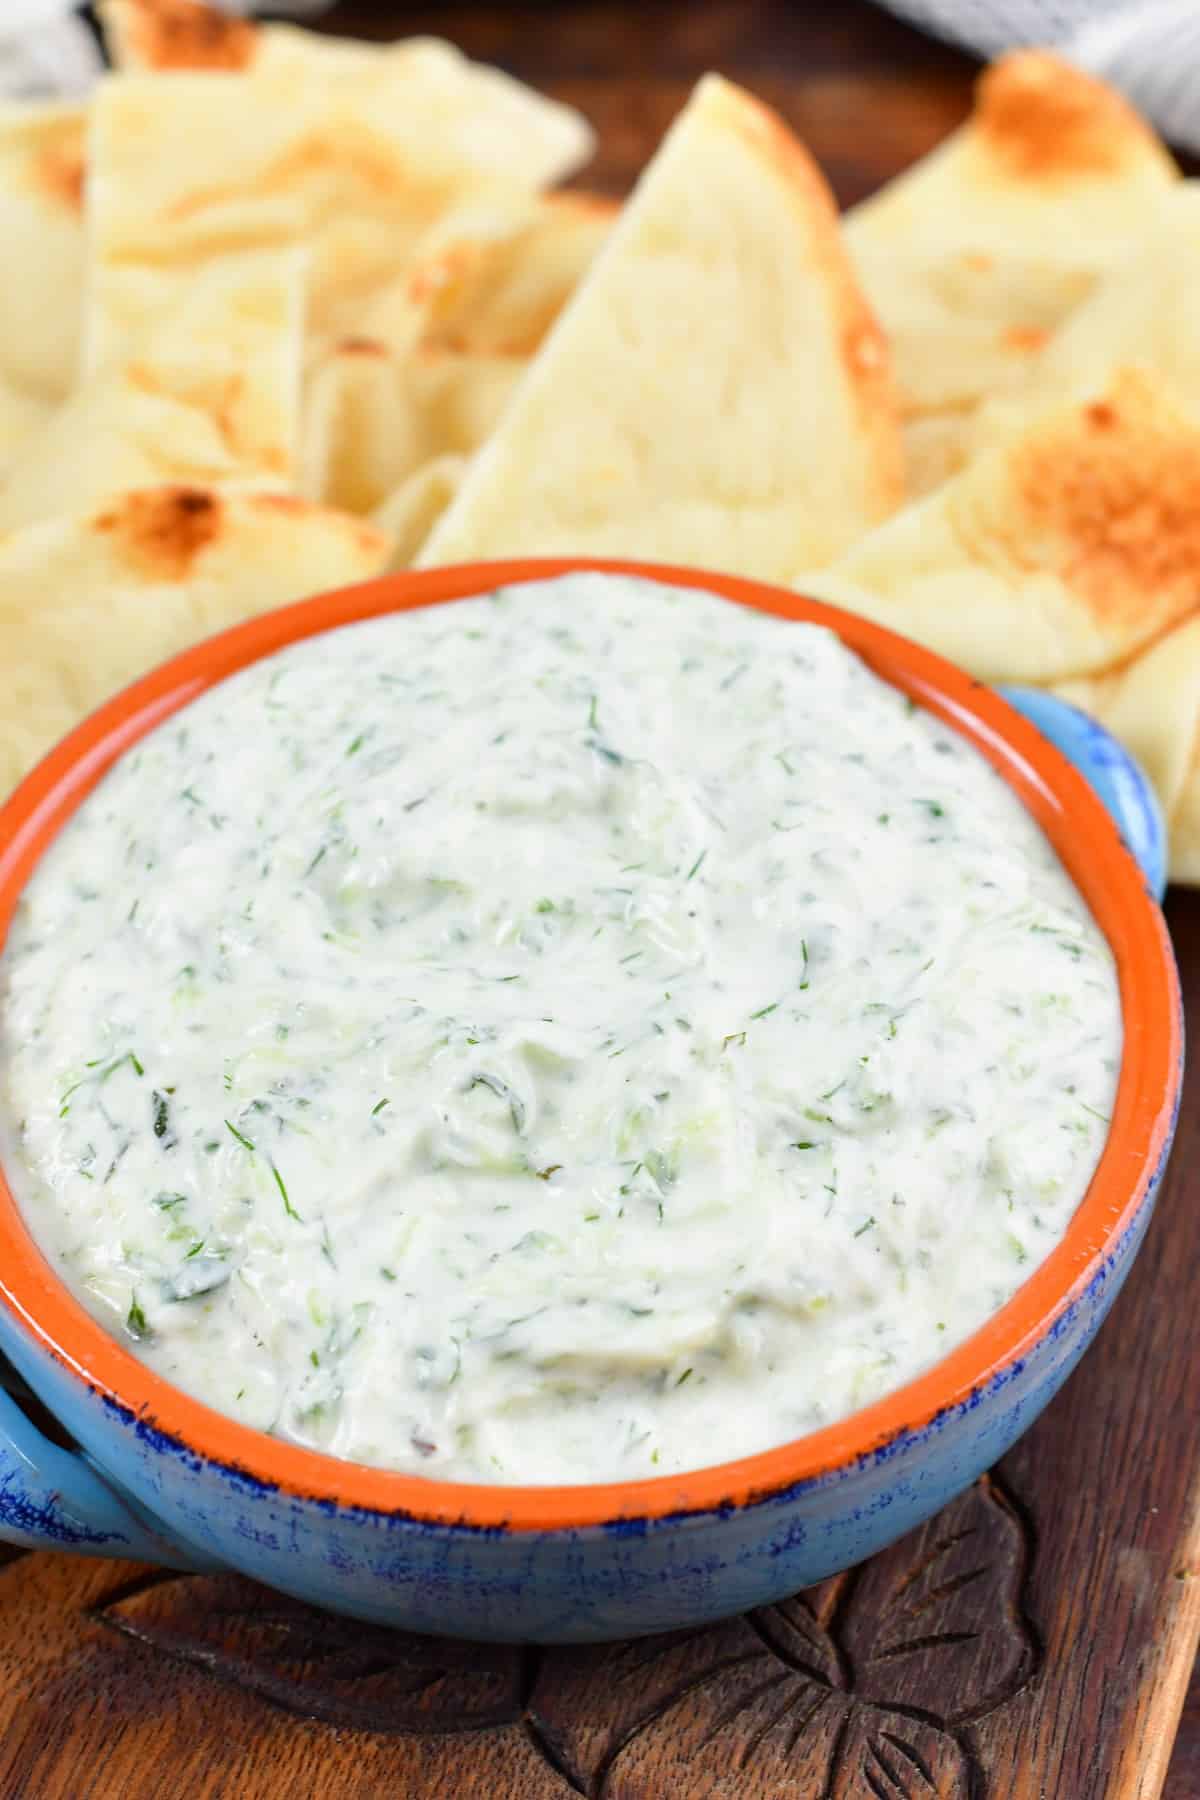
[
  {"xmin": 0, "ymin": 0, "xmax": 334, "ymax": 100},
  {"xmin": 880, "ymin": 0, "xmax": 1200, "ymax": 153}
]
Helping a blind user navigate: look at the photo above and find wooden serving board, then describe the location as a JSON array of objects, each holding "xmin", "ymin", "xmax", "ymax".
[{"xmin": 6, "ymin": 4, "xmax": 1197, "ymax": 1795}]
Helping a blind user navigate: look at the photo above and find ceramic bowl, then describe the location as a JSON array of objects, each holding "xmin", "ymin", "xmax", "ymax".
[{"xmin": 0, "ymin": 559, "xmax": 1182, "ymax": 1643}]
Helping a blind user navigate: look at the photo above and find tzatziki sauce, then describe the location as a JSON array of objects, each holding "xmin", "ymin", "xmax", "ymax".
[{"xmin": 0, "ymin": 574, "xmax": 1121, "ymax": 1485}]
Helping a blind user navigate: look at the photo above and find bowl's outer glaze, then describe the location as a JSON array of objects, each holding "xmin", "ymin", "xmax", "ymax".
[{"xmin": 0, "ymin": 559, "xmax": 1182, "ymax": 1642}]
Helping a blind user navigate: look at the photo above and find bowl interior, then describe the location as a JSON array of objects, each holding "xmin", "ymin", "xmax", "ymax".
[{"xmin": 0, "ymin": 557, "xmax": 1182, "ymax": 1529}]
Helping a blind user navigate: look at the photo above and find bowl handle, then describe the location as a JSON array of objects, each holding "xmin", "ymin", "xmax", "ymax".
[
  {"xmin": 998, "ymin": 686, "xmax": 1168, "ymax": 901},
  {"xmin": 0, "ymin": 1383, "xmax": 217, "ymax": 1568}
]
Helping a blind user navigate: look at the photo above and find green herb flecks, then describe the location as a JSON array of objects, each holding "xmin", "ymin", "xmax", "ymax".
[
  {"xmin": 469, "ymin": 1072, "xmax": 526, "ymax": 1134},
  {"xmin": 152, "ymin": 1090, "xmax": 174, "ymax": 1144},
  {"xmin": 271, "ymin": 1159, "xmax": 302, "ymax": 1222}
]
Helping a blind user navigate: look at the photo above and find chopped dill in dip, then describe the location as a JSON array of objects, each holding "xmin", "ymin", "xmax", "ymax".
[{"xmin": 0, "ymin": 574, "xmax": 1121, "ymax": 1484}]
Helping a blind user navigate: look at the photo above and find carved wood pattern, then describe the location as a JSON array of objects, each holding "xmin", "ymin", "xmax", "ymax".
[
  {"xmin": 2, "ymin": 7, "xmax": 1198, "ymax": 1795},
  {"xmin": 0, "ymin": 1471, "xmax": 1035, "ymax": 1799}
]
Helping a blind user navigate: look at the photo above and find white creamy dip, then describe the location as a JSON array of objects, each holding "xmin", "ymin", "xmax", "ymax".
[{"xmin": 0, "ymin": 574, "xmax": 1121, "ymax": 1485}]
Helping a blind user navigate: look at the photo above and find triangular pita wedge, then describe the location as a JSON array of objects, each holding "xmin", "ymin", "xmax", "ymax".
[
  {"xmin": 846, "ymin": 52, "xmax": 1180, "ymax": 496},
  {"xmin": 1056, "ymin": 617, "xmax": 1200, "ymax": 885},
  {"xmin": 848, "ymin": 51, "xmax": 1177, "ymax": 256},
  {"xmin": 303, "ymin": 192, "xmax": 614, "ymax": 513},
  {"xmin": 802, "ymin": 369, "xmax": 1200, "ymax": 684},
  {"xmin": 0, "ymin": 248, "xmax": 306, "ymax": 532},
  {"xmin": 374, "ymin": 456, "xmax": 468, "ymax": 569},
  {"xmin": 970, "ymin": 184, "xmax": 1200, "ymax": 457},
  {"xmin": 419, "ymin": 75, "xmax": 903, "ymax": 576},
  {"xmin": 85, "ymin": 55, "xmax": 591, "ymax": 371},
  {"xmin": 0, "ymin": 487, "xmax": 390, "ymax": 798},
  {"xmin": 0, "ymin": 101, "xmax": 86, "ymax": 406}
]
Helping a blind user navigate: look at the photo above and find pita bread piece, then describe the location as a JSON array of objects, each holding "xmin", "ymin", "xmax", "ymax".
[
  {"xmin": 86, "ymin": 60, "xmax": 589, "ymax": 373},
  {"xmin": 971, "ymin": 184, "xmax": 1200, "ymax": 457},
  {"xmin": 1056, "ymin": 616, "xmax": 1200, "ymax": 885},
  {"xmin": 96, "ymin": 3, "xmax": 591, "ymax": 182},
  {"xmin": 847, "ymin": 52, "xmax": 1179, "ymax": 496},
  {"xmin": 0, "ymin": 101, "xmax": 86, "ymax": 406},
  {"xmin": 420, "ymin": 74, "xmax": 902, "ymax": 576},
  {"xmin": 849, "ymin": 51, "xmax": 1177, "ymax": 257},
  {"xmin": 0, "ymin": 487, "xmax": 390, "ymax": 798},
  {"xmin": 802, "ymin": 369, "xmax": 1200, "ymax": 684},
  {"xmin": 303, "ymin": 193, "xmax": 616, "ymax": 514},
  {"xmin": 0, "ymin": 248, "xmax": 306, "ymax": 532},
  {"xmin": 374, "ymin": 456, "xmax": 468, "ymax": 569},
  {"xmin": 0, "ymin": 383, "xmax": 52, "ymax": 489}
]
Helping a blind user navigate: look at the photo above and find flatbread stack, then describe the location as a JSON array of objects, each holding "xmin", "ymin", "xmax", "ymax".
[
  {"xmin": 1, "ymin": 6, "xmax": 1198, "ymax": 884},
  {"xmin": 0, "ymin": 0, "xmax": 594, "ymax": 794}
]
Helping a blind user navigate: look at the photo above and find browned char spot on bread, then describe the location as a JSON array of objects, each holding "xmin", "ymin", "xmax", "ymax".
[
  {"xmin": 32, "ymin": 139, "xmax": 85, "ymax": 213},
  {"xmin": 93, "ymin": 488, "xmax": 223, "ymax": 580},
  {"xmin": 976, "ymin": 50, "xmax": 1169, "ymax": 181},
  {"xmin": 119, "ymin": 0, "xmax": 256, "ymax": 71},
  {"xmin": 1001, "ymin": 324, "xmax": 1050, "ymax": 355},
  {"xmin": 1008, "ymin": 375, "xmax": 1200, "ymax": 625}
]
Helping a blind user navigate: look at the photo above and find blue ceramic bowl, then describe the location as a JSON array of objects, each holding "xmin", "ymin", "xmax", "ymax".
[{"xmin": 0, "ymin": 560, "xmax": 1181, "ymax": 1643}]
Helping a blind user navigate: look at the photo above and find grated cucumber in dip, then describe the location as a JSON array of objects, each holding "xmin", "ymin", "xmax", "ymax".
[{"xmin": 0, "ymin": 574, "xmax": 1121, "ymax": 1484}]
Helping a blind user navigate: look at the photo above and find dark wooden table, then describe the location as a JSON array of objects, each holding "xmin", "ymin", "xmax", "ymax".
[{"xmin": 1, "ymin": 3, "xmax": 1197, "ymax": 1796}]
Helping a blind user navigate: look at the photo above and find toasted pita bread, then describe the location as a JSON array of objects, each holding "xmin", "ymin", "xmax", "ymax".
[
  {"xmin": 0, "ymin": 101, "xmax": 86, "ymax": 407},
  {"xmin": 303, "ymin": 341, "xmax": 520, "ymax": 519},
  {"xmin": 1056, "ymin": 616, "xmax": 1200, "ymax": 884},
  {"xmin": 359, "ymin": 189, "xmax": 617, "ymax": 355},
  {"xmin": 847, "ymin": 53, "xmax": 1179, "ymax": 496},
  {"xmin": 850, "ymin": 238, "xmax": 1093, "ymax": 494},
  {"xmin": 0, "ymin": 488, "xmax": 390, "ymax": 797},
  {"xmin": 0, "ymin": 249, "xmax": 306, "ymax": 532},
  {"xmin": 85, "ymin": 54, "xmax": 591, "ymax": 372},
  {"xmin": 303, "ymin": 193, "xmax": 615, "ymax": 513},
  {"xmin": 374, "ymin": 456, "xmax": 468, "ymax": 568},
  {"xmin": 971, "ymin": 184, "xmax": 1200, "ymax": 457},
  {"xmin": 802, "ymin": 369, "xmax": 1200, "ymax": 684},
  {"xmin": 849, "ymin": 51, "xmax": 1178, "ymax": 256},
  {"xmin": 420, "ymin": 75, "xmax": 902, "ymax": 575},
  {"xmin": 102, "ymin": 0, "xmax": 586, "ymax": 176}
]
